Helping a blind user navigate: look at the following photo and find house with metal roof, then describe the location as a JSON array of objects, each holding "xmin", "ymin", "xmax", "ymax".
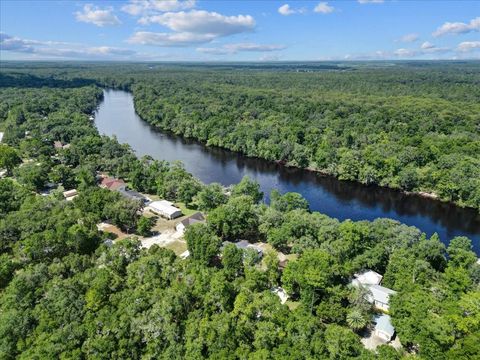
[
  {"xmin": 367, "ymin": 285, "xmax": 396, "ymax": 312},
  {"xmin": 373, "ymin": 314, "xmax": 395, "ymax": 342},
  {"xmin": 148, "ymin": 200, "xmax": 182, "ymax": 220},
  {"xmin": 351, "ymin": 269, "xmax": 396, "ymax": 312}
]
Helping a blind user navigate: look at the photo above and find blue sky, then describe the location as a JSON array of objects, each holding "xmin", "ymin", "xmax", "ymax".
[{"xmin": 1, "ymin": 0, "xmax": 479, "ymax": 61}]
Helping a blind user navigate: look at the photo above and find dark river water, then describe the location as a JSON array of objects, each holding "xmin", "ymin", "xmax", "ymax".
[{"xmin": 94, "ymin": 89, "xmax": 480, "ymax": 253}]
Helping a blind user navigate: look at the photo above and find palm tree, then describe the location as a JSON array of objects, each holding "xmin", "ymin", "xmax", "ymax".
[{"xmin": 346, "ymin": 309, "xmax": 367, "ymax": 331}]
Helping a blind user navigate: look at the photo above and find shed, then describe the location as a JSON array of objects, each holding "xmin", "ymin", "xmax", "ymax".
[
  {"xmin": 63, "ymin": 189, "xmax": 78, "ymax": 201},
  {"xmin": 148, "ymin": 200, "xmax": 182, "ymax": 220},
  {"xmin": 176, "ymin": 212, "xmax": 206, "ymax": 234},
  {"xmin": 373, "ymin": 314, "xmax": 395, "ymax": 342}
]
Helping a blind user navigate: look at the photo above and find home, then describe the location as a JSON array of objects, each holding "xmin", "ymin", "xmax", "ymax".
[
  {"xmin": 148, "ymin": 200, "xmax": 182, "ymax": 220},
  {"xmin": 221, "ymin": 240, "xmax": 264, "ymax": 258},
  {"xmin": 100, "ymin": 177, "xmax": 126, "ymax": 191},
  {"xmin": 367, "ymin": 285, "xmax": 397, "ymax": 312},
  {"xmin": 373, "ymin": 314, "xmax": 395, "ymax": 342},
  {"xmin": 351, "ymin": 270, "xmax": 396, "ymax": 312},
  {"xmin": 175, "ymin": 212, "xmax": 206, "ymax": 234},
  {"xmin": 62, "ymin": 189, "xmax": 78, "ymax": 201},
  {"xmin": 118, "ymin": 188, "xmax": 149, "ymax": 204},
  {"xmin": 352, "ymin": 270, "xmax": 383, "ymax": 287}
]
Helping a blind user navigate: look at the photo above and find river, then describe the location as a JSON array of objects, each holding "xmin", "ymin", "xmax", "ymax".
[{"xmin": 94, "ymin": 89, "xmax": 480, "ymax": 253}]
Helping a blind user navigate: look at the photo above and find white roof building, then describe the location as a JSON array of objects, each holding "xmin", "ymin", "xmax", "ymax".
[
  {"xmin": 373, "ymin": 314, "xmax": 395, "ymax": 342},
  {"xmin": 351, "ymin": 270, "xmax": 396, "ymax": 312},
  {"xmin": 352, "ymin": 270, "xmax": 383, "ymax": 286},
  {"xmin": 148, "ymin": 200, "xmax": 182, "ymax": 220},
  {"xmin": 367, "ymin": 285, "xmax": 396, "ymax": 312}
]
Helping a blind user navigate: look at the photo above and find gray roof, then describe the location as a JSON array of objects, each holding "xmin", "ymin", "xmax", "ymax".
[
  {"xmin": 118, "ymin": 189, "xmax": 147, "ymax": 202},
  {"xmin": 180, "ymin": 212, "xmax": 205, "ymax": 227},
  {"xmin": 374, "ymin": 314, "xmax": 395, "ymax": 337},
  {"xmin": 368, "ymin": 284, "xmax": 396, "ymax": 305}
]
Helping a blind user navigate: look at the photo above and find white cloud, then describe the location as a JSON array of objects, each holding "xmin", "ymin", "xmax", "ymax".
[
  {"xmin": 398, "ymin": 33, "xmax": 419, "ymax": 43},
  {"xmin": 394, "ymin": 48, "xmax": 417, "ymax": 57},
  {"xmin": 122, "ymin": 0, "xmax": 196, "ymax": 16},
  {"xmin": 421, "ymin": 41, "xmax": 435, "ymax": 49},
  {"xmin": 314, "ymin": 2, "xmax": 334, "ymax": 14},
  {"xmin": 197, "ymin": 42, "xmax": 286, "ymax": 55},
  {"xmin": 75, "ymin": 4, "xmax": 121, "ymax": 27},
  {"xmin": 278, "ymin": 4, "xmax": 306, "ymax": 16},
  {"xmin": 130, "ymin": 10, "xmax": 255, "ymax": 46},
  {"xmin": 457, "ymin": 41, "xmax": 480, "ymax": 52},
  {"xmin": 433, "ymin": 17, "xmax": 480, "ymax": 37},
  {"xmin": 0, "ymin": 32, "xmax": 139, "ymax": 59},
  {"xmin": 128, "ymin": 31, "xmax": 215, "ymax": 46},
  {"xmin": 139, "ymin": 10, "xmax": 255, "ymax": 36},
  {"xmin": 357, "ymin": 0, "xmax": 384, "ymax": 4}
]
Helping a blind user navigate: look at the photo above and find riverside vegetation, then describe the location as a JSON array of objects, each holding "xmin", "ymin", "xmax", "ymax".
[{"xmin": 0, "ymin": 63, "xmax": 478, "ymax": 359}]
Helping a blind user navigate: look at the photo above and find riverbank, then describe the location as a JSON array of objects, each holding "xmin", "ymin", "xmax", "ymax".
[{"xmin": 94, "ymin": 89, "xmax": 480, "ymax": 252}]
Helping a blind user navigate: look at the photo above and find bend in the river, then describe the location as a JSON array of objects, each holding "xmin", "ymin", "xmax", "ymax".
[{"xmin": 94, "ymin": 89, "xmax": 480, "ymax": 253}]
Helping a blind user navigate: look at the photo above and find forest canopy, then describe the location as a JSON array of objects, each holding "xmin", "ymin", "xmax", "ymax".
[{"xmin": 0, "ymin": 62, "xmax": 478, "ymax": 359}]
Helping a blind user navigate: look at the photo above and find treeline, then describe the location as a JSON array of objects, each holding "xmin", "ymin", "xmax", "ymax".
[
  {"xmin": 0, "ymin": 64, "xmax": 478, "ymax": 359},
  {"xmin": 129, "ymin": 66, "xmax": 480, "ymax": 210},
  {"xmin": 2, "ymin": 62, "xmax": 479, "ymax": 209}
]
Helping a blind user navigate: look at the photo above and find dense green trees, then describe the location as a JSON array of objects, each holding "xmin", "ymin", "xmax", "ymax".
[
  {"xmin": 0, "ymin": 62, "xmax": 478, "ymax": 359},
  {"xmin": 0, "ymin": 144, "xmax": 21, "ymax": 175}
]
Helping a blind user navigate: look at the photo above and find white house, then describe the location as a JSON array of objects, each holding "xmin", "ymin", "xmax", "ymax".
[
  {"xmin": 175, "ymin": 212, "xmax": 206, "ymax": 234},
  {"xmin": 373, "ymin": 314, "xmax": 395, "ymax": 342},
  {"xmin": 351, "ymin": 270, "xmax": 396, "ymax": 312},
  {"xmin": 352, "ymin": 270, "xmax": 383, "ymax": 286},
  {"xmin": 367, "ymin": 285, "xmax": 396, "ymax": 312},
  {"xmin": 148, "ymin": 200, "xmax": 182, "ymax": 220}
]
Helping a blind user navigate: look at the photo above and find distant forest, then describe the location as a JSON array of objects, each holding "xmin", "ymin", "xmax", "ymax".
[{"xmin": 5, "ymin": 61, "xmax": 478, "ymax": 209}]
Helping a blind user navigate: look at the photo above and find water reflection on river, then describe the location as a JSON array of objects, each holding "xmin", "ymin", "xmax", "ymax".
[{"xmin": 94, "ymin": 89, "xmax": 480, "ymax": 253}]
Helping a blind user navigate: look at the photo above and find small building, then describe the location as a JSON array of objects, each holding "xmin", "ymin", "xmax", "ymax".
[
  {"xmin": 100, "ymin": 177, "xmax": 126, "ymax": 191},
  {"xmin": 176, "ymin": 212, "xmax": 206, "ymax": 234},
  {"xmin": 352, "ymin": 270, "xmax": 383, "ymax": 287},
  {"xmin": 0, "ymin": 132, "xmax": 3, "ymax": 143},
  {"xmin": 221, "ymin": 240, "xmax": 264, "ymax": 257},
  {"xmin": 367, "ymin": 285, "xmax": 396, "ymax": 312},
  {"xmin": 351, "ymin": 270, "xmax": 396, "ymax": 312},
  {"xmin": 373, "ymin": 314, "xmax": 395, "ymax": 342},
  {"xmin": 180, "ymin": 250, "xmax": 190, "ymax": 260},
  {"xmin": 148, "ymin": 200, "xmax": 182, "ymax": 220},
  {"xmin": 118, "ymin": 188, "xmax": 149, "ymax": 204},
  {"xmin": 272, "ymin": 287, "xmax": 289, "ymax": 304},
  {"xmin": 63, "ymin": 189, "xmax": 78, "ymax": 201}
]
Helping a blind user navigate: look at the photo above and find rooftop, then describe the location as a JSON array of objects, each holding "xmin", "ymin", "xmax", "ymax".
[
  {"xmin": 179, "ymin": 212, "xmax": 205, "ymax": 227},
  {"xmin": 368, "ymin": 284, "xmax": 396, "ymax": 305},
  {"xmin": 374, "ymin": 314, "xmax": 395, "ymax": 338}
]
